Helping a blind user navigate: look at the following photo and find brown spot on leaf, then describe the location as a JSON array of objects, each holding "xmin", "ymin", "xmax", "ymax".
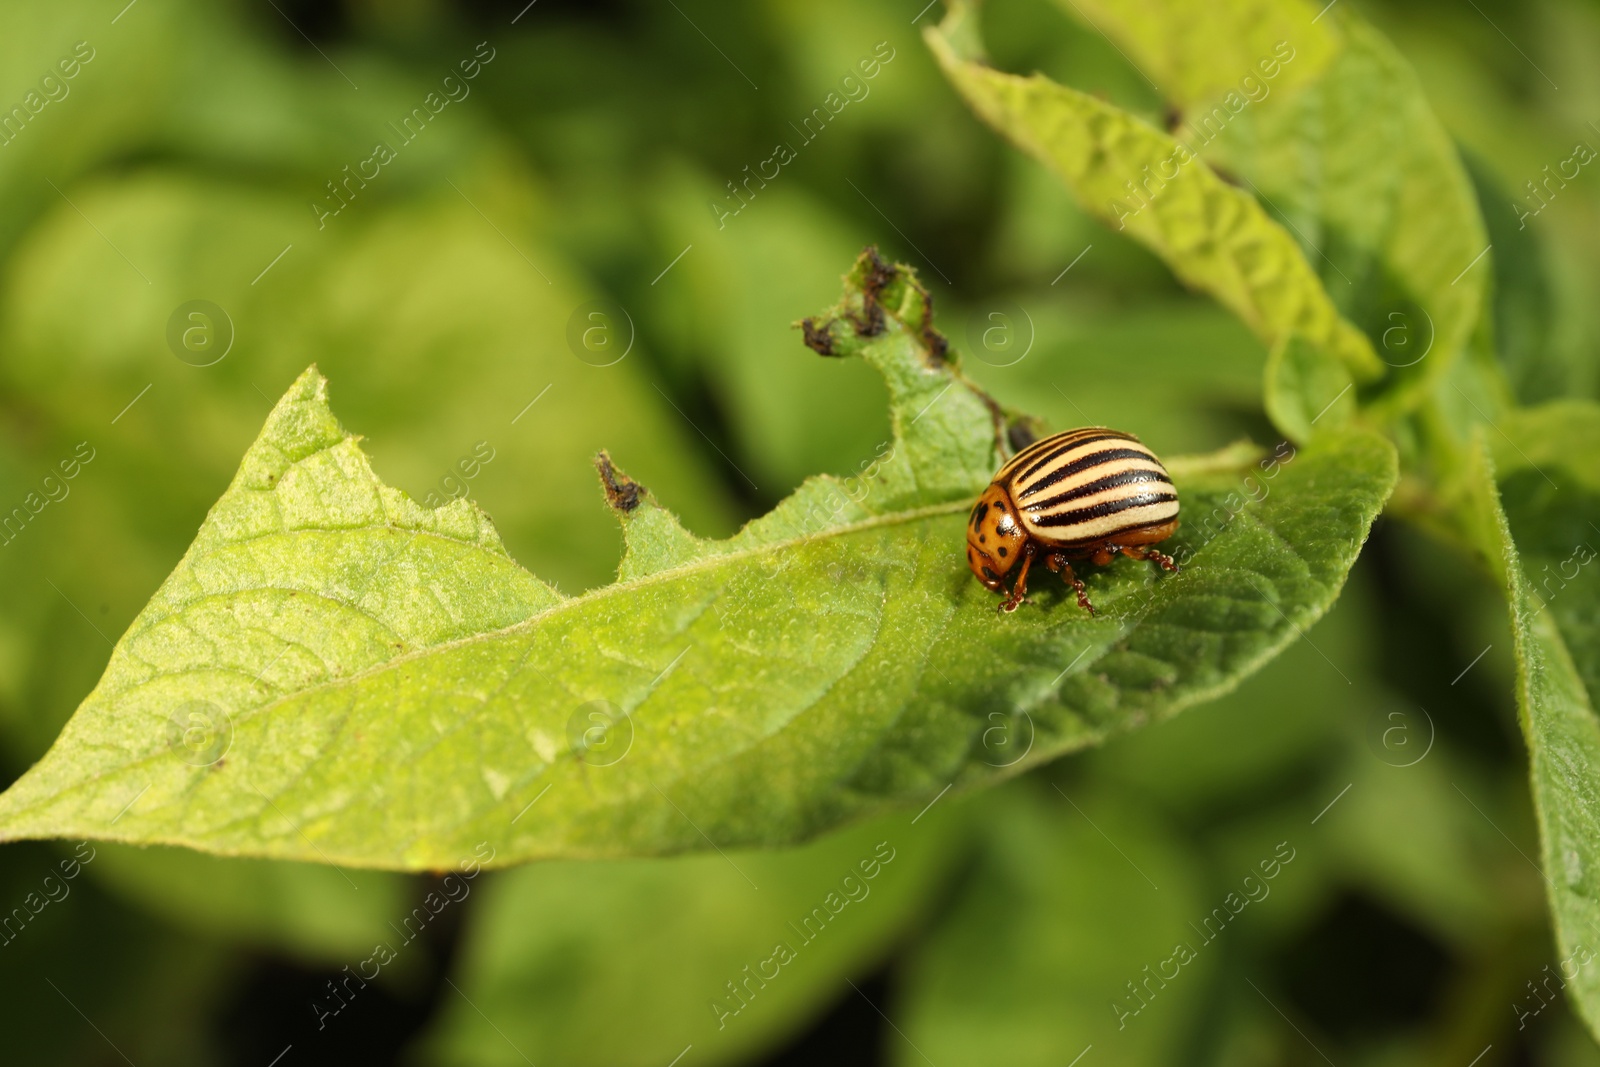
[
  {"xmin": 799, "ymin": 247, "xmax": 947, "ymax": 364},
  {"xmin": 860, "ymin": 245, "xmax": 895, "ymax": 304},
  {"xmin": 801, "ymin": 317, "xmax": 837, "ymax": 355},
  {"xmin": 851, "ymin": 302, "xmax": 886, "ymax": 337},
  {"xmin": 847, "ymin": 246, "xmax": 895, "ymax": 338},
  {"xmin": 914, "ymin": 285, "xmax": 949, "ymax": 364},
  {"xmin": 594, "ymin": 451, "xmax": 643, "ymax": 513}
]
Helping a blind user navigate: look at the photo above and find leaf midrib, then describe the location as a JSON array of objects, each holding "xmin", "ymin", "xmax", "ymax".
[
  {"xmin": 9, "ymin": 498, "xmax": 980, "ymax": 817},
  {"xmin": 5, "ymin": 440, "xmax": 1271, "ymax": 840},
  {"xmin": 93, "ymin": 445, "xmax": 1273, "ymax": 747}
]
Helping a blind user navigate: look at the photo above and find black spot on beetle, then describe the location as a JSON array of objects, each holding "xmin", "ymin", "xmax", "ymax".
[
  {"xmin": 979, "ymin": 535, "xmax": 987, "ymax": 544},
  {"xmin": 981, "ymin": 565, "xmax": 999, "ymax": 581},
  {"xmin": 593, "ymin": 450, "xmax": 643, "ymax": 513},
  {"xmin": 997, "ymin": 546, "xmax": 1008, "ymax": 558},
  {"xmin": 972, "ymin": 502, "xmax": 989, "ymax": 527}
]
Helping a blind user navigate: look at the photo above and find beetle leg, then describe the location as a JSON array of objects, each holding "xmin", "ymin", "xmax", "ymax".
[
  {"xmin": 1118, "ymin": 545, "xmax": 1179, "ymax": 572},
  {"xmin": 1045, "ymin": 553, "xmax": 1096, "ymax": 615},
  {"xmin": 1090, "ymin": 545, "xmax": 1116, "ymax": 567},
  {"xmin": 998, "ymin": 543, "xmax": 1036, "ymax": 613}
]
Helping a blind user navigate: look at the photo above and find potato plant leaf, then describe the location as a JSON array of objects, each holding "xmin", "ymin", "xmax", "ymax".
[
  {"xmin": 0, "ymin": 251, "xmax": 1395, "ymax": 870},
  {"xmin": 1059, "ymin": 0, "xmax": 1488, "ymax": 416},
  {"xmin": 1477, "ymin": 403, "xmax": 1600, "ymax": 1040},
  {"xmin": 1264, "ymin": 333, "xmax": 1356, "ymax": 445},
  {"xmin": 1046, "ymin": 0, "xmax": 1341, "ymax": 102},
  {"xmin": 925, "ymin": 0, "xmax": 1382, "ymax": 385}
]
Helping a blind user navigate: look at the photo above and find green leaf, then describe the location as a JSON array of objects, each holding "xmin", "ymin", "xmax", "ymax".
[
  {"xmin": 0, "ymin": 842, "xmax": 232, "ymax": 1067},
  {"xmin": 1464, "ymin": 151, "xmax": 1565, "ymax": 405},
  {"xmin": 0, "ymin": 170, "xmax": 718, "ymax": 947},
  {"xmin": 896, "ymin": 781, "xmax": 1215, "ymax": 1066},
  {"xmin": 1048, "ymin": 0, "xmax": 1342, "ymax": 103},
  {"xmin": 1468, "ymin": 404, "xmax": 1600, "ymax": 1041},
  {"xmin": 1263, "ymin": 333, "xmax": 1355, "ymax": 444},
  {"xmin": 85, "ymin": 844, "xmax": 412, "ymax": 962},
  {"xmin": 924, "ymin": 0, "xmax": 1382, "ymax": 385},
  {"xmin": 1317, "ymin": 718, "xmax": 1519, "ymax": 948},
  {"xmin": 1058, "ymin": 0, "xmax": 1488, "ymax": 417},
  {"xmin": 1092, "ymin": 543, "xmax": 1517, "ymax": 946},
  {"xmin": 421, "ymin": 802, "xmax": 964, "ymax": 1067},
  {"xmin": 0, "ymin": 251, "xmax": 1396, "ymax": 869},
  {"xmin": 1086, "ymin": 567, "xmax": 1364, "ymax": 810}
]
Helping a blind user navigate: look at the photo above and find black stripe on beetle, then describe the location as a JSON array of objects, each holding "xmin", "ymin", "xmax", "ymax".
[
  {"xmin": 1014, "ymin": 446, "xmax": 1158, "ymax": 498},
  {"xmin": 1025, "ymin": 468, "xmax": 1172, "ymax": 510},
  {"xmin": 965, "ymin": 427, "xmax": 1181, "ymax": 615},
  {"xmin": 1009, "ymin": 430, "xmax": 1134, "ymax": 483},
  {"xmin": 1029, "ymin": 490, "xmax": 1179, "ymax": 527}
]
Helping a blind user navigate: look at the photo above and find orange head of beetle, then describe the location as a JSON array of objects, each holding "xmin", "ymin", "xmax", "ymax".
[{"xmin": 966, "ymin": 484, "xmax": 1028, "ymax": 591}]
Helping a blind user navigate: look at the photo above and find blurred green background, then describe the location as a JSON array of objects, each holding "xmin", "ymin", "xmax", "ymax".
[{"xmin": 0, "ymin": 0, "xmax": 1595, "ymax": 1063}]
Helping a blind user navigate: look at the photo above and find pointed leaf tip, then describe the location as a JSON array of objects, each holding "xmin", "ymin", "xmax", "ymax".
[
  {"xmin": 594, "ymin": 450, "xmax": 645, "ymax": 513},
  {"xmin": 593, "ymin": 450, "xmax": 706, "ymax": 581}
]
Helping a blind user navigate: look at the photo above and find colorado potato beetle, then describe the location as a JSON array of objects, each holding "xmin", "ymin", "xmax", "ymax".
[{"xmin": 967, "ymin": 427, "xmax": 1180, "ymax": 614}]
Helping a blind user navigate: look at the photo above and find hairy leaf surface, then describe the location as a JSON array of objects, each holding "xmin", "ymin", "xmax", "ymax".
[
  {"xmin": 0, "ymin": 253, "xmax": 1395, "ymax": 869},
  {"xmin": 1479, "ymin": 404, "xmax": 1600, "ymax": 1039}
]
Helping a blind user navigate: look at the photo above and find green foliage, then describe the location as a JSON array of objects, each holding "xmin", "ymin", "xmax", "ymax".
[
  {"xmin": 1, "ymin": 0, "xmax": 1597, "ymax": 1060},
  {"xmin": 1059, "ymin": 0, "xmax": 1489, "ymax": 415},
  {"xmin": 897, "ymin": 781, "xmax": 1214, "ymax": 1067},
  {"xmin": 923, "ymin": 4, "xmax": 1600, "ymax": 1043},
  {"xmin": 926, "ymin": 0, "xmax": 1382, "ymax": 385},
  {"xmin": 1476, "ymin": 405, "xmax": 1600, "ymax": 1038},
  {"xmin": 425, "ymin": 801, "xmax": 966, "ymax": 1067},
  {"xmin": 0, "ymin": 250, "xmax": 1393, "ymax": 867},
  {"xmin": 0, "ymin": 842, "xmax": 233, "ymax": 1067},
  {"xmin": 87, "ymin": 843, "xmax": 413, "ymax": 961},
  {"xmin": 1264, "ymin": 333, "xmax": 1356, "ymax": 444}
]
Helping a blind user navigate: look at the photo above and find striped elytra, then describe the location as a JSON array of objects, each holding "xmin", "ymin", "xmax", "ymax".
[{"xmin": 967, "ymin": 427, "xmax": 1180, "ymax": 615}]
